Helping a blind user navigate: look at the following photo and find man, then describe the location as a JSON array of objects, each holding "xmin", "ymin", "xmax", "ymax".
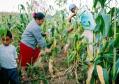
[{"xmin": 67, "ymin": 4, "xmax": 96, "ymax": 61}]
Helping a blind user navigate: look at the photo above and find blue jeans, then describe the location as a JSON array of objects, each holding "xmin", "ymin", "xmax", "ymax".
[{"xmin": 0, "ymin": 68, "xmax": 19, "ymax": 84}]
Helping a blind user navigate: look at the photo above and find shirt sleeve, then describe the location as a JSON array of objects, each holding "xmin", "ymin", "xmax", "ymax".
[
  {"xmin": 79, "ymin": 10, "xmax": 96, "ymax": 30},
  {"xmin": 13, "ymin": 47, "xmax": 17, "ymax": 59},
  {"xmin": 32, "ymin": 27, "xmax": 46, "ymax": 49}
]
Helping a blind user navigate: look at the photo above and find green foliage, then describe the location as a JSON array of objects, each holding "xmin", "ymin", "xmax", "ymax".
[
  {"xmin": 115, "ymin": 59, "xmax": 119, "ymax": 78},
  {"xmin": 0, "ymin": 27, "xmax": 7, "ymax": 37},
  {"xmin": 103, "ymin": 68, "xmax": 109, "ymax": 84},
  {"xmin": 94, "ymin": 14, "xmax": 111, "ymax": 37},
  {"xmin": 0, "ymin": 0, "xmax": 119, "ymax": 83},
  {"xmin": 94, "ymin": 14, "xmax": 105, "ymax": 33},
  {"xmin": 66, "ymin": 51, "xmax": 76, "ymax": 65},
  {"xmin": 93, "ymin": 0, "xmax": 107, "ymax": 8}
]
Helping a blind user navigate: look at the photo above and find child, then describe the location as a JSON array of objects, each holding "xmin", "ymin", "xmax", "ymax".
[{"xmin": 0, "ymin": 30, "xmax": 19, "ymax": 84}]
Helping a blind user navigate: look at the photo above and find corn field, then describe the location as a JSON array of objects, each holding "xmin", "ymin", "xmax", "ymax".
[{"xmin": 0, "ymin": 0, "xmax": 119, "ymax": 84}]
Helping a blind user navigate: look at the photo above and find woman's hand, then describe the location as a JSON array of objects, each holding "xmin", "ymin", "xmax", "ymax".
[
  {"xmin": 44, "ymin": 32, "xmax": 49, "ymax": 36},
  {"xmin": 45, "ymin": 48, "xmax": 51, "ymax": 53},
  {"xmin": 40, "ymin": 48, "xmax": 51, "ymax": 56},
  {"xmin": 41, "ymin": 32, "xmax": 49, "ymax": 37}
]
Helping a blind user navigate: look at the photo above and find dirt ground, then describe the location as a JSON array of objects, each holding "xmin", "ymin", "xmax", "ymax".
[{"xmin": 21, "ymin": 54, "xmax": 86, "ymax": 84}]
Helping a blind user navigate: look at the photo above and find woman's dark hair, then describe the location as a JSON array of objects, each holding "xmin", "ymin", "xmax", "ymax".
[{"xmin": 33, "ymin": 12, "xmax": 45, "ymax": 20}]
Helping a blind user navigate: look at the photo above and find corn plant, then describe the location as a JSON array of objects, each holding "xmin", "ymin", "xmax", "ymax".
[
  {"xmin": 0, "ymin": 0, "xmax": 119, "ymax": 84},
  {"xmin": 85, "ymin": 0, "xmax": 119, "ymax": 84}
]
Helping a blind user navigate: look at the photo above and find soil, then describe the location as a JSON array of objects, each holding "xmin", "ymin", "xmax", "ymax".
[{"xmin": 21, "ymin": 54, "xmax": 85, "ymax": 84}]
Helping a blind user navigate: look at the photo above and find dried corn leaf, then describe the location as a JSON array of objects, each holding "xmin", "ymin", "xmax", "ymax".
[
  {"xmin": 97, "ymin": 65, "xmax": 105, "ymax": 84},
  {"xmin": 86, "ymin": 64, "xmax": 94, "ymax": 84}
]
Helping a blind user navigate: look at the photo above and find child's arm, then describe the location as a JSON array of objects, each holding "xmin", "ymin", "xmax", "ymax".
[
  {"xmin": 13, "ymin": 46, "xmax": 19, "ymax": 68},
  {"xmin": 16, "ymin": 58, "xmax": 19, "ymax": 65}
]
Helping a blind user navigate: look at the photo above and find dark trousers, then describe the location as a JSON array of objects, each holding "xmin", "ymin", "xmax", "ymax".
[{"xmin": 0, "ymin": 68, "xmax": 19, "ymax": 84}]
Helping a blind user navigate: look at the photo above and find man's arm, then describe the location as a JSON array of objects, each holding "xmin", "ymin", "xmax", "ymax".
[
  {"xmin": 67, "ymin": 13, "xmax": 76, "ymax": 33},
  {"xmin": 67, "ymin": 13, "xmax": 76, "ymax": 23}
]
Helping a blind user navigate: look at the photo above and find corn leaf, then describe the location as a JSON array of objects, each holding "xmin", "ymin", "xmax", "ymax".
[
  {"xmin": 0, "ymin": 27, "xmax": 7, "ymax": 37},
  {"xmin": 49, "ymin": 59, "xmax": 54, "ymax": 75},
  {"xmin": 103, "ymin": 69, "xmax": 109, "ymax": 84},
  {"xmin": 101, "ymin": 14, "xmax": 111, "ymax": 37}
]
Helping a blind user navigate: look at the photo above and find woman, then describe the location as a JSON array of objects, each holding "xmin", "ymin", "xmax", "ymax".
[{"xmin": 19, "ymin": 12, "xmax": 50, "ymax": 81}]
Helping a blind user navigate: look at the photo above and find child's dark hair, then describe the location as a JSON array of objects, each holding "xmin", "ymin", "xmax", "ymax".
[
  {"xmin": 33, "ymin": 12, "xmax": 45, "ymax": 20},
  {"xmin": 2, "ymin": 30, "xmax": 12, "ymax": 39}
]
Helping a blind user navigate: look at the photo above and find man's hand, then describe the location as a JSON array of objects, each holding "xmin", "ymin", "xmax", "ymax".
[
  {"xmin": 71, "ymin": 13, "xmax": 76, "ymax": 17},
  {"xmin": 68, "ymin": 12, "xmax": 77, "ymax": 23}
]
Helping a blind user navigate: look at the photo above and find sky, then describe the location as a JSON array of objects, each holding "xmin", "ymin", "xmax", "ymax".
[
  {"xmin": 0, "ymin": 0, "xmax": 92, "ymax": 12},
  {"xmin": 0, "ymin": 0, "xmax": 27, "ymax": 12},
  {"xmin": 0, "ymin": 0, "xmax": 118, "ymax": 12}
]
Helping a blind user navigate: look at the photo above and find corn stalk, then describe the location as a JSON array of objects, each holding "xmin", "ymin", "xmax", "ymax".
[{"xmin": 112, "ymin": 3, "xmax": 117, "ymax": 84}]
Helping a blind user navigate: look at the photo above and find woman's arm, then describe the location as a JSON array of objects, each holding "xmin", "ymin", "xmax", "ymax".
[
  {"xmin": 32, "ymin": 27, "xmax": 51, "ymax": 54},
  {"xmin": 32, "ymin": 27, "xmax": 47, "ymax": 49}
]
